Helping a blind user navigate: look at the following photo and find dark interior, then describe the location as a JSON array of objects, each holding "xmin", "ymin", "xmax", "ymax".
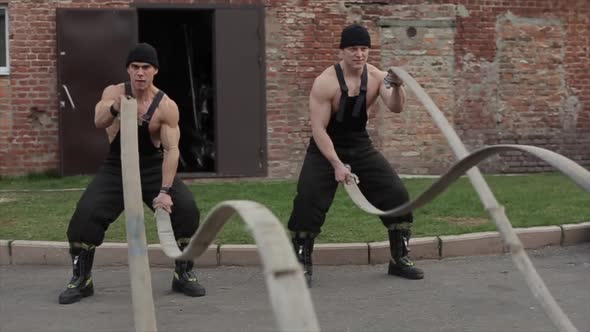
[{"xmin": 138, "ymin": 9, "xmax": 216, "ymax": 173}]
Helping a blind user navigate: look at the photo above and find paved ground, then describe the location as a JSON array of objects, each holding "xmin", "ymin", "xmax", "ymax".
[{"xmin": 1, "ymin": 244, "xmax": 589, "ymax": 332}]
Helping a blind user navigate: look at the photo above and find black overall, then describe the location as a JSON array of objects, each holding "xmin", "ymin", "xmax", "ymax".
[
  {"xmin": 288, "ymin": 64, "xmax": 412, "ymax": 234},
  {"xmin": 67, "ymin": 83, "xmax": 199, "ymax": 246}
]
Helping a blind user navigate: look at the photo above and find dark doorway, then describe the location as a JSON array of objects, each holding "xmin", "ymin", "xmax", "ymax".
[
  {"xmin": 56, "ymin": 6, "xmax": 265, "ymax": 177},
  {"xmin": 138, "ymin": 10, "xmax": 215, "ymax": 173}
]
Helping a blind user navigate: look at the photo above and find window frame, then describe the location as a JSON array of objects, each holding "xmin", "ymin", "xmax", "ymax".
[{"xmin": 0, "ymin": 5, "xmax": 8, "ymax": 75}]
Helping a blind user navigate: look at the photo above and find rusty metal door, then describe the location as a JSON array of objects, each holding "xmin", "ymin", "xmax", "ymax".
[
  {"xmin": 56, "ymin": 9, "xmax": 137, "ymax": 176},
  {"xmin": 214, "ymin": 8, "xmax": 266, "ymax": 176}
]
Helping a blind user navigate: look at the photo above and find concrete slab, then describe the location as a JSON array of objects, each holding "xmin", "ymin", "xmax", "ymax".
[
  {"xmin": 0, "ymin": 239, "xmax": 11, "ymax": 265},
  {"xmin": 562, "ymin": 222, "xmax": 590, "ymax": 245},
  {"xmin": 513, "ymin": 226, "xmax": 562, "ymax": 249},
  {"xmin": 368, "ymin": 241, "xmax": 389, "ymax": 264},
  {"xmin": 410, "ymin": 236, "xmax": 440, "ymax": 260},
  {"xmin": 10, "ymin": 240, "xmax": 69, "ymax": 265},
  {"xmin": 440, "ymin": 232, "xmax": 504, "ymax": 258},
  {"xmin": 95, "ymin": 243, "xmax": 128, "ymax": 266},
  {"xmin": 219, "ymin": 244, "xmax": 260, "ymax": 266},
  {"xmin": 313, "ymin": 243, "xmax": 368, "ymax": 265}
]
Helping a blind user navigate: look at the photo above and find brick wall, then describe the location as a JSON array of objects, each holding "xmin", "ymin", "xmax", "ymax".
[
  {"xmin": 0, "ymin": 1, "xmax": 58, "ymax": 175},
  {"xmin": 268, "ymin": 0, "xmax": 590, "ymax": 177},
  {"xmin": 1, "ymin": 0, "xmax": 588, "ymax": 178}
]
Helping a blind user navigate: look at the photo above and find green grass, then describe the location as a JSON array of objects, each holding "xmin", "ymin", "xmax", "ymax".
[{"xmin": 0, "ymin": 173, "xmax": 588, "ymax": 244}]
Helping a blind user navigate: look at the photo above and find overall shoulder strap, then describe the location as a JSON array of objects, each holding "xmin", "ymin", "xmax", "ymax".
[
  {"xmin": 351, "ymin": 64, "xmax": 368, "ymax": 118},
  {"xmin": 142, "ymin": 90, "xmax": 165, "ymax": 123},
  {"xmin": 334, "ymin": 63, "xmax": 348, "ymax": 122}
]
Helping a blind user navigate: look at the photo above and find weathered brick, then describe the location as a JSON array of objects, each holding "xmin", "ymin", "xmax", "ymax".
[{"xmin": 1, "ymin": 0, "xmax": 588, "ymax": 177}]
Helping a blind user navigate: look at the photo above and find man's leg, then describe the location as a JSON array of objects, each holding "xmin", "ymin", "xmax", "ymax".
[
  {"xmin": 288, "ymin": 148, "xmax": 338, "ymax": 286},
  {"xmin": 142, "ymin": 174, "xmax": 204, "ymax": 297},
  {"xmin": 351, "ymin": 147, "xmax": 424, "ymax": 280},
  {"xmin": 60, "ymin": 163, "xmax": 124, "ymax": 304}
]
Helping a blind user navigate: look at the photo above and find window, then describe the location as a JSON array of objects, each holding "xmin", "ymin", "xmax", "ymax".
[{"xmin": 0, "ymin": 6, "xmax": 8, "ymax": 75}]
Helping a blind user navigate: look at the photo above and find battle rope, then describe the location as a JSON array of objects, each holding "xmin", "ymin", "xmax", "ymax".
[
  {"xmin": 120, "ymin": 97, "xmax": 319, "ymax": 332},
  {"xmin": 340, "ymin": 67, "xmax": 586, "ymax": 332},
  {"xmin": 120, "ymin": 97, "xmax": 158, "ymax": 332},
  {"xmin": 344, "ymin": 144, "xmax": 590, "ymax": 216}
]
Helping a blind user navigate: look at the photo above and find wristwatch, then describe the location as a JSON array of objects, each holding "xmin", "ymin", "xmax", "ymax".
[{"xmin": 160, "ymin": 186, "xmax": 172, "ymax": 195}]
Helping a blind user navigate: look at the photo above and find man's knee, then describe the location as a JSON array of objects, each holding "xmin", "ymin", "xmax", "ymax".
[{"xmin": 66, "ymin": 217, "xmax": 106, "ymax": 246}]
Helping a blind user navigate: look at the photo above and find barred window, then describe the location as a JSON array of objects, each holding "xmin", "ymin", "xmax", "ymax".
[{"xmin": 0, "ymin": 6, "xmax": 8, "ymax": 75}]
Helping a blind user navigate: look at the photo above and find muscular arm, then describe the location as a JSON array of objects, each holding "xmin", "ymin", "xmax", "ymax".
[
  {"xmin": 309, "ymin": 75, "xmax": 352, "ymax": 183},
  {"xmin": 152, "ymin": 98, "xmax": 180, "ymax": 213},
  {"xmin": 378, "ymin": 70, "xmax": 406, "ymax": 113},
  {"xmin": 159, "ymin": 99, "xmax": 181, "ymax": 188},
  {"xmin": 94, "ymin": 85, "xmax": 122, "ymax": 128},
  {"xmin": 310, "ymin": 76, "xmax": 343, "ymax": 169}
]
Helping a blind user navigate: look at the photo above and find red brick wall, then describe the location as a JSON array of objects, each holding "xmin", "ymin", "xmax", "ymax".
[
  {"xmin": 267, "ymin": 0, "xmax": 590, "ymax": 177},
  {"xmin": 1, "ymin": 0, "xmax": 588, "ymax": 178},
  {"xmin": 453, "ymin": 0, "xmax": 590, "ymax": 173},
  {"xmin": 1, "ymin": 1, "xmax": 58, "ymax": 176}
]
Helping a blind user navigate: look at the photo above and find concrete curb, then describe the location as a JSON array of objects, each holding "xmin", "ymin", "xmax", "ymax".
[{"xmin": 1, "ymin": 222, "xmax": 588, "ymax": 267}]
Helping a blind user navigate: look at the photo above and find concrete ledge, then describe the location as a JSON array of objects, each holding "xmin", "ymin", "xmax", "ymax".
[
  {"xmin": 562, "ymin": 222, "xmax": 590, "ymax": 245},
  {"xmin": 11, "ymin": 241, "xmax": 69, "ymax": 265},
  {"xmin": 410, "ymin": 236, "xmax": 440, "ymax": 260},
  {"xmin": 368, "ymin": 241, "xmax": 389, "ymax": 264},
  {"xmin": 440, "ymin": 232, "xmax": 504, "ymax": 258},
  {"xmin": 2, "ymin": 223, "xmax": 589, "ymax": 266},
  {"xmin": 513, "ymin": 226, "xmax": 562, "ymax": 250},
  {"xmin": 313, "ymin": 243, "xmax": 368, "ymax": 265},
  {"xmin": 148, "ymin": 244, "xmax": 218, "ymax": 267},
  {"xmin": 0, "ymin": 240, "xmax": 11, "ymax": 265},
  {"xmin": 95, "ymin": 243, "xmax": 129, "ymax": 266},
  {"xmin": 219, "ymin": 244, "xmax": 260, "ymax": 266}
]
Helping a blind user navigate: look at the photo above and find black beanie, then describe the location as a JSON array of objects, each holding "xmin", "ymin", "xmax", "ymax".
[
  {"xmin": 126, "ymin": 43, "xmax": 159, "ymax": 69},
  {"xmin": 339, "ymin": 24, "xmax": 371, "ymax": 49}
]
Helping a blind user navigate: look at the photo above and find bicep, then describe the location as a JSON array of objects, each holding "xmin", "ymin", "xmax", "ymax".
[
  {"xmin": 95, "ymin": 86, "xmax": 117, "ymax": 110},
  {"xmin": 309, "ymin": 82, "xmax": 333, "ymax": 131},
  {"xmin": 160, "ymin": 125, "xmax": 180, "ymax": 150},
  {"xmin": 160, "ymin": 100, "xmax": 180, "ymax": 150}
]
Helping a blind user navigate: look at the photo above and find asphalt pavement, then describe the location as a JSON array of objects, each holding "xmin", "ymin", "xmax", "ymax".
[{"xmin": 1, "ymin": 244, "xmax": 589, "ymax": 332}]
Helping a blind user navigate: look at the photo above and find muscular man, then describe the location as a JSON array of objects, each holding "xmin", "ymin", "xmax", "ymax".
[
  {"xmin": 288, "ymin": 24, "xmax": 424, "ymax": 286},
  {"xmin": 58, "ymin": 43, "xmax": 205, "ymax": 304}
]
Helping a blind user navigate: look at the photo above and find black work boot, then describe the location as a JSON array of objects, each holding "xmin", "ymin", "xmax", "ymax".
[
  {"xmin": 388, "ymin": 229, "xmax": 424, "ymax": 280},
  {"xmin": 292, "ymin": 232, "xmax": 316, "ymax": 287},
  {"xmin": 58, "ymin": 245, "xmax": 95, "ymax": 304},
  {"xmin": 172, "ymin": 259, "xmax": 206, "ymax": 297}
]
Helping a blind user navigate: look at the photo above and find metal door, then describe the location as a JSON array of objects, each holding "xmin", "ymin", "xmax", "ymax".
[
  {"xmin": 56, "ymin": 9, "xmax": 137, "ymax": 176},
  {"xmin": 214, "ymin": 7, "xmax": 266, "ymax": 176}
]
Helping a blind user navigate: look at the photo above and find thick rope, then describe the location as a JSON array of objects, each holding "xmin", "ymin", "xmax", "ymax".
[
  {"xmin": 120, "ymin": 97, "xmax": 158, "ymax": 332},
  {"xmin": 154, "ymin": 202, "xmax": 319, "ymax": 332},
  {"xmin": 343, "ymin": 144, "xmax": 590, "ymax": 217},
  {"xmin": 121, "ymin": 97, "xmax": 319, "ymax": 332},
  {"xmin": 339, "ymin": 67, "xmax": 583, "ymax": 332}
]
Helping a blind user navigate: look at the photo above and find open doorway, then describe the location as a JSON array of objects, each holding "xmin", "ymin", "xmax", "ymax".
[{"xmin": 138, "ymin": 9, "xmax": 215, "ymax": 173}]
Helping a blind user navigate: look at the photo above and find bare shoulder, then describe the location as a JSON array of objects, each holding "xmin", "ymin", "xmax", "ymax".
[
  {"xmin": 311, "ymin": 66, "xmax": 339, "ymax": 98},
  {"xmin": 160, "ymin": 94, "xmax": 178, "ymax": 110},
  {"xmin": 102, "ymin": 83, "xmax": 125, "ymax": 98},
  {"xmin": 158, "ymin": 94, "xmax": 179, "ymax": 124}
]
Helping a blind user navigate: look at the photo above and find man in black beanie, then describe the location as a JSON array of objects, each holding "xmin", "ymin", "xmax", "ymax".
[
  {"xmin": 288, "ymin": 24, "xmax": 424, "ymax": 286},
  {"xmin": 58, "ymin": 43, "xmax": 206, "ymax": 304}
]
